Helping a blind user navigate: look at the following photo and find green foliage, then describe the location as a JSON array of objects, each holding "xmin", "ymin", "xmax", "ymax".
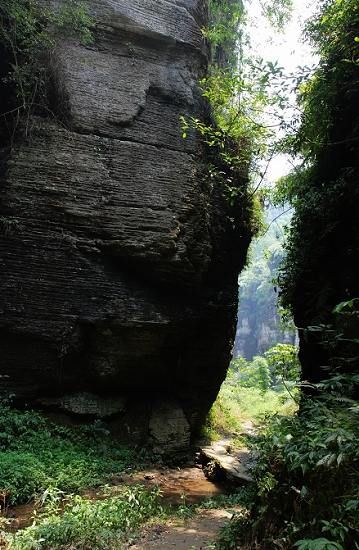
[
  {"xmin": 294, "ymin": 538, "xmax": 344, "ymax": 550},
  {"xmin": 259, "ymin": 0, "xmax": 293, "ymax": 30},
  {"xmin": 264, "ymin": 342, "xmax": 300, "ymax": 384},
  {"xmin": 275, "ymin": 0, "xmax": 359, "ymax": 316},
  {"xmin": 0, "ymin": 405, "xmax": 137, "ymax": 505},
  {"xmin": 6, "ymin": 485, "xmax": 163, "ymax": 549},
  {"xmin": 203, "ymin": 347, "xmax": 298, "ymax": 443},
  {"xmin": 199, "ymin": 486, "xmax": 256, "ymax": 511},
  {"xmin": 189, "ymin": 56, "xmax": 286, "ymax": 186},
  {"xmin": 216, "ymin": 511, "xmax": 250, "ymax": 550},
  {"xmin": 54, "ymin": 0, "xmax": 94, "ymax": 45},
  {"xmin": 298, "ymin": 0, "xmax": 359, "ymax": 154},
  {"xmin": 181, "ymin": 0, "xmax": 295, "ymax": 229},
  {"xmin": 205, "ymin": 0, "xmax": 244, "ymax": 63},
  {"xmin": 213, "ymin": 303, "xmax": 359, "ymax": 549},
  {"xmin": 0, "ymin": 0, "xmax": 94, "ymax": 138},
  {"xmin": 218, "ymin": 380, "xmax": 359, "ymax": 547},
  {"xmin": 231, "ymin": 356, "xmax": 272, "ymax": 392},
  {"xmin": 231, "ymin": 343, "xmax": 300, "ymax": 393},
  {"xmin": 203, "ymin": 384, "xmax": 296, "ymax": 443},
  {"xmin": 219, "ymin": 314, "xmax": 359, "ymax": 549}
]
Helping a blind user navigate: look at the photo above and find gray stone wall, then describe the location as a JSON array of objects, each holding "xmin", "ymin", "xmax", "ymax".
[{"xmin": 0, "ymin": 0, "xmax": 252, "ymax": 452}]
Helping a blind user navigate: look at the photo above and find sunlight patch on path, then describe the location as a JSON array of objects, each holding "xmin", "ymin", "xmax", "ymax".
[{"xmin": 128, "ymin": 507, "xmax": 241, "ymax": 550}]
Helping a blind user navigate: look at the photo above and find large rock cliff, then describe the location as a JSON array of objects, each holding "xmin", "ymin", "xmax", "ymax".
[{"xmin": 0, "ymin": 0, "xmax": 252, "ymax": 453}]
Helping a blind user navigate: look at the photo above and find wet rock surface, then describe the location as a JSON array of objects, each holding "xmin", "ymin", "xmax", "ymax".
[
  {"xmin": 200, "ymin": 440, "xmax": 253, "ymax": 484},
  {"xmin": 0, "ymin": 0, "xmax": 252, "ymax": 451}
]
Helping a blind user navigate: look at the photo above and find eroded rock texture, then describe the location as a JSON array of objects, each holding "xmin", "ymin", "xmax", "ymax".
[{"xmin": 0, "ymin": 0, "xmax": 252, "ymax": 453}]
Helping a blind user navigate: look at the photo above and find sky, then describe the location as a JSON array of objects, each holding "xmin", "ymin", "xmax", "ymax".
[{"xmin": 246, "ymin": 0, "xmax": 319, "ymax": 183}]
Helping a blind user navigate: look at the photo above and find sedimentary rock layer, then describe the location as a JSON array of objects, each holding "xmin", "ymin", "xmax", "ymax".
[{"xmin": 0, "ymin": 0, "xmax": 251, "ymax": 453}]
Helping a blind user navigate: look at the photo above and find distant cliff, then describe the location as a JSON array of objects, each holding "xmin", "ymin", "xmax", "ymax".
[
  {"xmin": 233, "ymin": 207, "xmax": 296, "ymax": 360},
  {"xmin": 0, "ymin": 0, "xmax": 253, "ymax": 453}
]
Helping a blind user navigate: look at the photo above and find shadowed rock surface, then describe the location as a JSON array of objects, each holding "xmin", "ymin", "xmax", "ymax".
[{"xmin": 0, "ymin": 0, "xmax": 252, "ymax": 453}]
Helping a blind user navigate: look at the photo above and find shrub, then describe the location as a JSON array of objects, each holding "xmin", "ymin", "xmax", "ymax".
[{"xmin": 218, "ymin": 372, "xmax": 359, "ymax": 549}]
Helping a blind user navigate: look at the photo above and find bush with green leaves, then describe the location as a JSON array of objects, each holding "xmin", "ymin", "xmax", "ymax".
[
  {"xmin": 294, "ymin": 539, "xmax": 346, "ymax": 550},
  {"xmin": 181, "ymin": 0, "xmax": 295, "ymax": 229},
  {"xmin": 231, "ymin": 343, "xmax": 300, "ymax": 392},
  {"xmin": 264, "ymin": 342, "xmax": 301, "ymax": 402},
  {"xmin": 215, "ymin": 296, "xmax": 359, "ymax": 549},
  {"xmin": 264, "ymin": 343, "xmax": 300, "ymax": 383},
  {"xmin": 203, "ymin": 353, "xmax": 298, "ymax": 443},
  {"xmin": 231, "ymin": 356, "xmax": 272, "ymax": 392},
  {"xmin": 217, "ymin": 367, "xmax": 359, "ymax": 547},
  {"xmin": 275, "ymin": 0, "xmax": 359, "ymax": 329}
]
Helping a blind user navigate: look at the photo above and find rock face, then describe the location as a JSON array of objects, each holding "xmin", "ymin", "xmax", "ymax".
[
  {"xmin": 0, "ymin": 0, "xmax": 252, "ymax": 452},
  {"xmin": 282, "ymin": 23, "xmax": 359, "ymax": 384}
]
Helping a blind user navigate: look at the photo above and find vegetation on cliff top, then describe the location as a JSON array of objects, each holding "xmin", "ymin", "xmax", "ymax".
[
  {"xmin": 0, "ymin": 0, "xmax": 93, "ymax": 142},
  {"xmin": 275, "ymin": 0, "xmax": 359, "ymax": 323},
  {"xmin": 182, "ymin": 0, "xmax": 295, "ymax": 234}
]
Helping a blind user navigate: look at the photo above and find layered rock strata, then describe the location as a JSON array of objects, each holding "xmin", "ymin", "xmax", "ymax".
[{"xmin": 0, "ymin": 0, "xmax": 252, "ymax": 453}]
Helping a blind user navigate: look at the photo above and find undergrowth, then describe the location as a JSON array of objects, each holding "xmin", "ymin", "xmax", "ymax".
[
  {"xmin": 0, "ymin": 0, "xmax": 94, "ymax": 142},
  {"xmin": 0, "ymin": 405, "xmax": 140, "ymax": 506},
  {"xmin": 216, "ymin": 374, "xmax": 359, "ymax": 549},
  {"xmin": 5, "ymin": 485, "xmax": 163, "ymax": 550},
  {"xmin": 204, "ymin": 385, "xmax": 296, "ymax": 441},
  {"xmin": 203, "ymin": 345, "xmax": 299, "ymax": 444},
  {"xmin": 215, "ymin": 306, "xmax": 359, "ymax": 549}
]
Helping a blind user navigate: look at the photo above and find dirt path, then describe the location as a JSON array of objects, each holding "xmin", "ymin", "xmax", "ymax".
[{"xmin": 128, "ymin": 507, "xmax": 240, "ymax": 550}]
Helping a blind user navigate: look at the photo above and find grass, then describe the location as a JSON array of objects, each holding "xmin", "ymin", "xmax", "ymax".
[
  {"xmin": 198, "ymin": 486, "xmax": 256, "ymax": 511},
  {"xmin": 0, "ymin": 404, "xmax": 159, "ymax": 548},
  {"xmin": 0, "ymin": 404, "xmax": 141, "ymax": 506},
  {"xmin": 202, "ymin": 382, "xmax": 297, "ymax": 443},
  {"xmin": 0, "ymin": 353, "xmax": 299, "ymax": 550},
  {"xmin": 5, "ymin": 485, "xmax": 164, "ymax": 549},
  {"xmin": 3, "ymin": 484, "xmax": 256, "ymax": 549}
]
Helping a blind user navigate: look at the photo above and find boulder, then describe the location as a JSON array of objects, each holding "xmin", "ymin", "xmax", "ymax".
[{"xmin": 0, "ymin": 0, "xmax": 252, "ymax": 450}]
